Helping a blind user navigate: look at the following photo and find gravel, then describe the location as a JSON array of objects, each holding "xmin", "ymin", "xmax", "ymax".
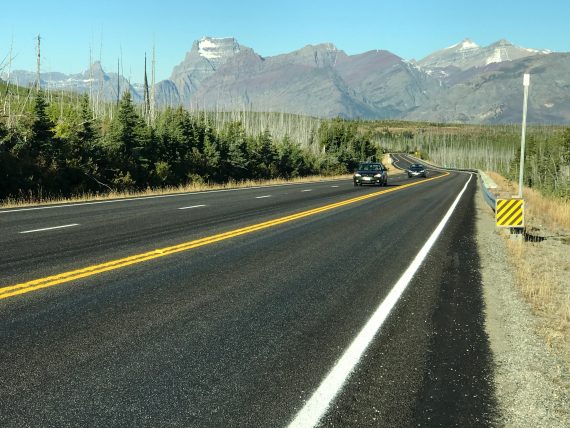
[{"xmin": 475, "ymin": 186, "xmax": 570, "ymax": 427}]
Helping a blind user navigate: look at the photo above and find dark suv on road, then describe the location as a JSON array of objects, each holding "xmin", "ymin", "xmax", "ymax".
[
  {"xmin": 353, "ymin": 163, "xmax": 388, "ymax": 186},
  {"xmin": 407, "ymin": 163, "xmax": 427, "ymax": 178}
]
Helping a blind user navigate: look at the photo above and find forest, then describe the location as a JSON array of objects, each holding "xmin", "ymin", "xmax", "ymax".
[{"xmin": 0, "ymin": 88, "xmax": 378, "ymax": 202}]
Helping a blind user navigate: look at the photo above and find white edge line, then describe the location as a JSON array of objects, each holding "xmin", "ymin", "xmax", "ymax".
[
  {"xmin": 178, "ymin": 205, "xmax": 206, "ymax": 210},
  {"xmin": 288, "ymin": 174, "xmax": 473, "ymax": 428},
  {"xmin": 19, "ymin": 223, "xmax": 80, "ymax": 234},
  {"xmin": 301, "ymin": 189, "xmax": 313, "ymax": 192},
  {"xmin": 390, "ymin": 154, "xmax": 405, "ymax": 170},
  {"xmin": 0, "ymin": 179, "xmax": 351, "ymax": 214},
  {"xmin": 255, "ymin": 195, "xmax": 272, "ymax": 199}
]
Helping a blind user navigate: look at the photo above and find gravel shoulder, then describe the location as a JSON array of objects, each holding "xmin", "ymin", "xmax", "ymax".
[{"xmin": 475, "ymin": 185, "xmax": 570, "ymax": 427}]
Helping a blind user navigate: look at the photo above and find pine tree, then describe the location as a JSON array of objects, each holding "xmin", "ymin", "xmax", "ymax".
[
  {"xmin": 104, "ymin": 91, "xmax": 150, "ymax": 187},
  {"xmin": 65, "ymin": 94, "xmax": 97, "ymax": 168},
  {"xmin": 30, "ymin": 90, "xmax": 55, "ymax": 166},
  {"xmin": 256, "ymin": 129, "xmax": 278, "ymax": 178},
  {"xmin": 78, "ymin": 94, "xmax": 95, "ymax": 149},
  {"xmin": 222, "ymin": 121, "xmax": 249, "ymax": 180},
  {"xmin": 278, "ymin": 135, "xmax": 303, "ymax": 178},
  {"xmin": 201, "ymin": 126, "xmax": 220, "ymax": 181}
]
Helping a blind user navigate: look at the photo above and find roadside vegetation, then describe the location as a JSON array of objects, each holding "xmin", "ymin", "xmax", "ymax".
[
  {"xmin": 362, "ymin": 121, "xmax": 570, "ymax": 200},
  {"xmin": 0, "ymin": 82, "xmax": 379, "ymax": 205},
  {"xmin": 484, "ymin": 173, "xmax": 570, "ymax": 368}
]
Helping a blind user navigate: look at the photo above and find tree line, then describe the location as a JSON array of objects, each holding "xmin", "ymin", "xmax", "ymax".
[
  {"xmin": 508, "ymin": 129, "xmax": 570, "ymax": 198},
  {"xmin": 0, "ymin": 90, "xmax": 380, "ymax": 202}
]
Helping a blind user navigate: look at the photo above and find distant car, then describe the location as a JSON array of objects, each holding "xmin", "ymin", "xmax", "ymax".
[
  {"xmin": 407, "ymin": 163, "xmax": 427, "ymax": 178},
  {"xmin": 353, "ymin": 162, "xmax": 388, "ymax": 186}
]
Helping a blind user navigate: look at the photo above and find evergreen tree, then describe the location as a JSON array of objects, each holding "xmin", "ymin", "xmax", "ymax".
[
  {"xmin": 200, "ymin": 126, "xmax": 220, "ymax": 181},
  {"xmin": 278, "ymin": 135, "xmax": 304, "ymax": 178},
  {"xmin": 77, "ymin": 94, "xmax": 96, "ymax": 153},
  {"xmin": 153, "ymin": 107, "xmax": 201, "ymax": 184},
  {"xmin": 7, "ymin": 90, "xmax": 61, "ymax": 196},
  {"xmin": 62, "ymin": 94, "xmax": 97, "ymax": 169},
  {"xmin": 256, "ymin": 129, "xmax": 278, "ymax": 179},
  {"xmin": 221, "ymin": 121, "xmax": 249, "ymax": 180},
  {"xmin": 104, "ymin": 91, "xmax": 150, "ymax": 188},
  {"xmin": 30, "ymin": 90, "xmax": 56, "ymax": 166},
  {"xmin": 48, "ymin": 94, "xmax": 105, "ymax": 194}
]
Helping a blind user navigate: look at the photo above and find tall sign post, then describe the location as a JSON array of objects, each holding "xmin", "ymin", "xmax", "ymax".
[{"xmin": 518, "ymin": 73, "xmax": 530, "ymax": 198}]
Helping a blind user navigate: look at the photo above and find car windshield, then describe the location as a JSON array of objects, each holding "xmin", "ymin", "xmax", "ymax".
[
  {"xmin": 358, "ymin": 163, "xmax": 382, "ymax": 171},
  {"xmin": 410, "ymin": 164, "xmax": 424, "ymax": 170}
]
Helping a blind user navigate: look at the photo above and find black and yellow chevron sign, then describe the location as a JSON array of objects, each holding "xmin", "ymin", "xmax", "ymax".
[{"xmin": 496, "ymin": 198, "xmax": 524, "ymax": 227}]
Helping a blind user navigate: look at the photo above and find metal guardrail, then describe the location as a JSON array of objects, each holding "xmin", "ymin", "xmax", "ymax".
[
  {"xmin": 398, "ymin": 153, "xmax": 496, "ymax": 212},
  {"xmin": 479, "ymin": 174, "xmax": 497, "ymax": 212}
]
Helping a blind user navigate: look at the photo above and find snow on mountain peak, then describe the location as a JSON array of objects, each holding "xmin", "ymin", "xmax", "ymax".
[
  {"xmin": 486, "ymin": 47, "xmax": 507, "ymax": 65},
  {"xmin": 445, "ymin": 39, "xmax": 480, "ymax": 51},
  {"xmin": 198, "ymin": 38, "xmax": 221, "ymax": 59},
  {"xmin": 197, "ymin": 37, "xmax": 240, "ymax": 60},
  {"xmin": 460, "ymin": 40, "xmax": 480, "ymax": 50}
]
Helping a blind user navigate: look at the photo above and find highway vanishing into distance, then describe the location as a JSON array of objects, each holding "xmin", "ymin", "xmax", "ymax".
[{"xmin": 0, "ymin": 155, "xmax": 497, "ymax": 427}]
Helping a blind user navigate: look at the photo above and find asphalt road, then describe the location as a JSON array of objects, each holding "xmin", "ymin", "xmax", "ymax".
[{"xmin": 0, "ymin": 155, "xmax": 497, "ymax": 427}]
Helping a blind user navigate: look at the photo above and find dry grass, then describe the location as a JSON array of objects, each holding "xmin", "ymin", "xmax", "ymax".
[
  {"xmin": 487, "ymin": 171, "xmax": 570, "ymax": 233},
  {"xmin": 505, "ymin": 239, "xmax": 570, "ymax": 361},
  {"xmin": 487, "ymin": 171, "xmax": 570, "ymax": 363},
  {"xmin": 487, "ymin": 172, "xmax": 570, "ymax": 368},
  {"xmin": 0, "ymin": 174, "xmax": 351, "ymax": 209}
]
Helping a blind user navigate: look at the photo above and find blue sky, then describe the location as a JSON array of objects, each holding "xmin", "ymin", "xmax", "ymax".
[{"xmin": 1, "ymin": 0, "xmax": 568, "ymax": 83}]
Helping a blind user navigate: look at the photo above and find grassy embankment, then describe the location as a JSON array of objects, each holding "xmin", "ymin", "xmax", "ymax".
[{"xmin": 486, "ymin": 172, "xmax": 570, "ymax": 364}]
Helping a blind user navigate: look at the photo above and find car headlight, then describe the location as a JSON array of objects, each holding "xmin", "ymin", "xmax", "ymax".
[
  {"xmin": 354, "ymin": 173, "xmax": 361, "ymax": 178},
  {"xmin": 374, "ymin": 173, "xmax": 381, "ymax": 178}
]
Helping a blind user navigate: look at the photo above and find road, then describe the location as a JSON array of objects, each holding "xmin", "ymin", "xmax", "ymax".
[{"xmin": 0, "ymin": 155, "xmax": 497, "ymax": 427}]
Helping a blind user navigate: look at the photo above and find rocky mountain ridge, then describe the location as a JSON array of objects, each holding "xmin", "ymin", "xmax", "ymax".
[
  {"xmin": 3, "ymin": 61, "xmax": 141, "ymax": 102},
  {"xmin": 417, "ymin": 38, "xmax": 551, "ymax": 71},
  {"xmin": 2, "ymin": 37, "xmax": 568, "ymax": 123}
]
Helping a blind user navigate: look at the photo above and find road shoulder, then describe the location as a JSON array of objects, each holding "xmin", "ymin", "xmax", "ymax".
[{"xmin": 475, "ymin": 186, "xmax": 570, "ymax": 426}]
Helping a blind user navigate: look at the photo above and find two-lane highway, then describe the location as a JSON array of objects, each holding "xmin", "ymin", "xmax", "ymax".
[
  {"xmin": 1, "ymin": 179, "xmax": 375, "ymax": 285},
  {"xmin": 0, "ymin": 157, "xmax": 497, "ymax": 427}
]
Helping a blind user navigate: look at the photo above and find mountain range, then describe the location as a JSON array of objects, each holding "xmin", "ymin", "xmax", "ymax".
[{"xmin": 2, "ymin": 37, "xmax": 569, "ymax": 124}]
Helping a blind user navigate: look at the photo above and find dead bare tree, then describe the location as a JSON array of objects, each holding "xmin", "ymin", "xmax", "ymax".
[
  {"xmin": 150, "ymin": 44, "xmax": 156, "ymax": 125},
  {"xmin": 35, "ymin": 34, "xmax": 41, "ymax": 92},
  {"xmin": 116, "ymin": 58, "xmax": 120, "ymax": 108},
  {"xmin": 88, "ymin": 46, "xmax": 94, "ymax": 116},
  {"xmin": 2, "ymin": 36, "xmax": 15, "ymax": 125},
  {"xmin": 143, "ymin": 53, "xmax": 150, "ymax": 124}
]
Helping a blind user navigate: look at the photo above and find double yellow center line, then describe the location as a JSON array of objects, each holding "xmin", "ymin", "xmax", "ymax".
[{"xmin": 0, "ymin": 173, "xmax": 449, "ymax": 300}]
